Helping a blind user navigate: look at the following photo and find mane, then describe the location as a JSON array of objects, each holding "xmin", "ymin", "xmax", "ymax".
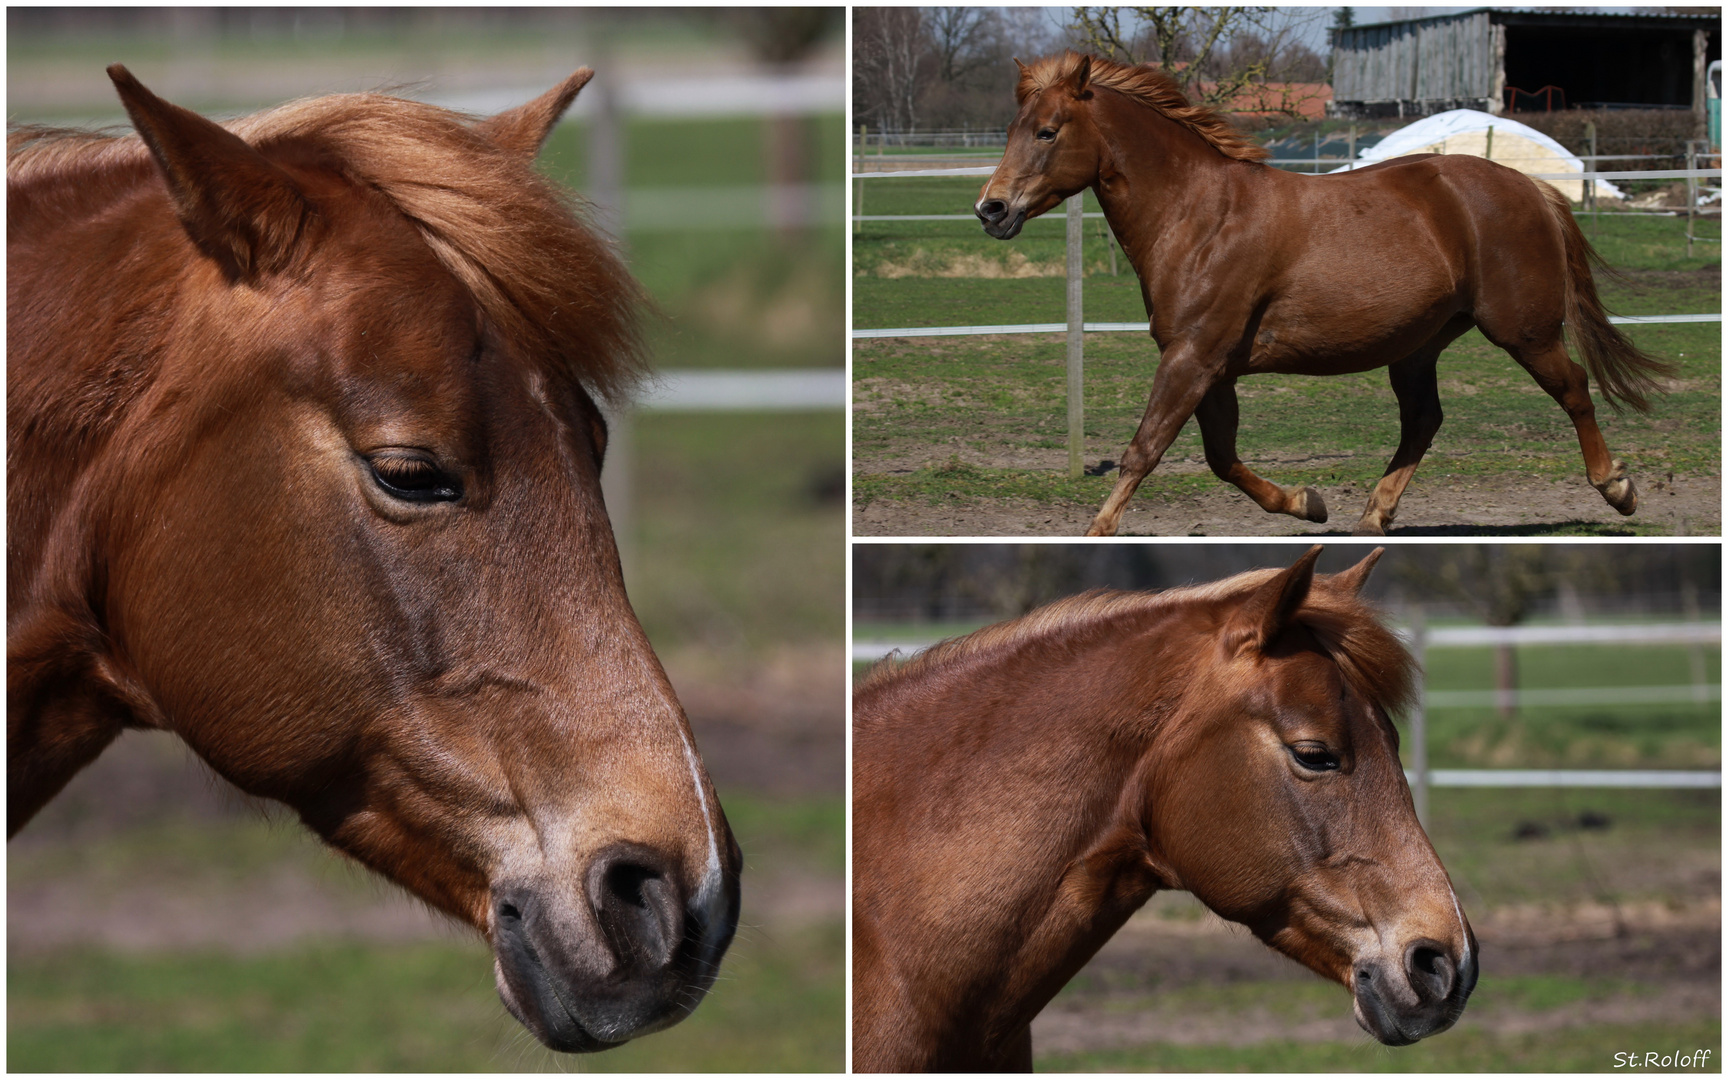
[
  {"xmin": 1016, "ymin": 50, "xmax": 1270, "ymax": 164},
  {"xmin": 8, "ymin": 92, "xmax": 645, "ymax": 403},
  {"xmin": 859, "ymin": 569, "xmax": 1416, "ymax": 719}
]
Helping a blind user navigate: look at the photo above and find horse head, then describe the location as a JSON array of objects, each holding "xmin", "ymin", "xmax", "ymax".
[
  {"xmin": 1144, "ymin": 546, "xmax": 1477, "ymax": 1045},
  {"xmin": 975, "ymin": 53, "xmax": 1103, "ymax": 239},
  {"xmin": 8, "ymin": 67, "xmax": 739, "ymax": 1053}
]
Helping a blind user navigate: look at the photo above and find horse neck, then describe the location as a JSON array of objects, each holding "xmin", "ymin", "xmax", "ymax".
[
  {"xmin": 1088, "ymin": 88, "xmax": 1239, "ymax": 275},
  {"xmin": 856, "ymin": 604, "xmax": 1202, "ymax": 1043},
  {"xmin": 7, "ymin": 161, "xmax": 187, "ymax": 598}
]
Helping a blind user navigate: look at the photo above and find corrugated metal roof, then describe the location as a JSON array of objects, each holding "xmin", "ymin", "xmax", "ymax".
[{"xmin": 1342, "ymin": 7, "xmax": 1719, "ymax": 35}]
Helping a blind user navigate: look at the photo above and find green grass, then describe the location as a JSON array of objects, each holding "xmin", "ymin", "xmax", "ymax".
[
  {"xmin": 853, "ymin": 319, "xmax": 1719, "ymax": 529},
  {"xmin": 627, "ymin": 410, "xmax": 843, "ymax": 654},
  {"xmin": 7, "ymin": 924, "xmax": 842, "ymax": 1072},
  {"xmin": 1418, "ymin": 641, "xmax": 1720, "ymax": 770},
  {"xmin": 1423, "ymin": 786, "xmax": 1719, "ymax": 909},
  {"xmin": 1036, "ymin": 1018, "xmax": 1721, "ymax": 1072},
  {"xmin": 7, "ymin": 792, "xmax": 843, "ymax": 1072}
]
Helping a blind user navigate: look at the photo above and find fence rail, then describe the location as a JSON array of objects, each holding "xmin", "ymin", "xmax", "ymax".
[
  {"xmin": 853, "ymin": 312, "xmax": 1721, "ymax": 340},
  {"xmin": 851, "ymin": 620, "xmax": 1722, "ymax": 798},
  {"xmin": 636, "ymin": 369, "xmax": 845, "ymax": 412},
  {"xmin": 851, "ymin": 165, "xmax": 1725, "ymax": 181}
]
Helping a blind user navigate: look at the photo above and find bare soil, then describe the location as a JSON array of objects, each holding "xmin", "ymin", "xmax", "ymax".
[
  {"xmin": 854, "ymin": 473, "xmax": 1721, "ymax": 537},
  {"xmin": 1032, "ymin": 898, "xmax": 1721, "ymax": 1054}
]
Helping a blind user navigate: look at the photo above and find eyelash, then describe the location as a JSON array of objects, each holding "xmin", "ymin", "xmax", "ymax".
[{"xmin": 367, "ymin": 454, "xmax": 462, "ymax": 503}]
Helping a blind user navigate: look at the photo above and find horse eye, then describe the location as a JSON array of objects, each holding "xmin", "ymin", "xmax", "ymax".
[
  {"xmin": 1037, "ymin": 128, "xmax": 1057, "ymax": 141},
  {"xmin": 368, "ymin": 453, "xmax": 462, "ymax": 503},
  {"xmin": 1290, "ymin": 743, "xmax": 1340, "ymax": 772}
]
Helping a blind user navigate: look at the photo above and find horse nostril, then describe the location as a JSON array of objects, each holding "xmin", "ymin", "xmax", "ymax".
[
  {"xmin": 1406, "ymin": 942, "xmax": 1455, "ymax": 1001},
  {"xmin": 977, "ymin": 199, "xmax": 1007, "ymax": 222},
  {"xmin": 592, "ymin": 854, "xmax": 681, "ymax": 973}
]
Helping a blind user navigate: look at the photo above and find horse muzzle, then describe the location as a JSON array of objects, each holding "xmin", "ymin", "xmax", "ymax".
[
  {"xmin": 490, "ymin": 845, "xmax": 739, "ymax": 1053},
  {"xmin": 975, "ymin": 198, "xmax": 1027, "ymax": 241},
  {"xmin": 1350, "ymin": 934, "xmax": 1478, "ymax": 1046}
]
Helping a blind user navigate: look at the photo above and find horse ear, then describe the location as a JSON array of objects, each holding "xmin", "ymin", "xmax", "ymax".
[
  {"xmin": 1330, "ymin": 547, "xmax": 1386, "ymax": 596},
  {"xmin": 1231, "ymin": 545, "xmax": 1323, "ymax": 652},
  {"xmin": 1013, "ymin": 57, "xmax": 1028, "ymax": 77},
  {"xmin": 107, "ymin": 64, "xmax": 310, "ymax": 280},
  {"xmin": 1073, "ymin": 54, "xmax": 1093, "ymax": 94},
  {"xmin": 476, "ymin": 67, "xmax": 594, "ymax": 159}
]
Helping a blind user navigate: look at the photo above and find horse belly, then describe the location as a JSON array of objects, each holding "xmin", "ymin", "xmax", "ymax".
[{"xmin": 1242, "ymin": 287, "xmax": 1464, "ymax": 377}]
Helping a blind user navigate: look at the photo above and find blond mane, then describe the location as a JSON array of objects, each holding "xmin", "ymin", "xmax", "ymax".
[
  {"xmin": 859, "ymin": 569, "xmax": 1415, "ymax": 719},
  {"xmin": 9, "ymin": 91, "xmax": 644, "ymax": 402},
  {"xmin": 1017, "ymin": 50, "xmax": 1270, "ymax": 164}
]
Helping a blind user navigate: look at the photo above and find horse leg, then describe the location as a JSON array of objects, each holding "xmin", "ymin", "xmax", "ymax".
[
  {"xmin": 8, "ymin": 608, "xmax": 145, "ymax": 834},
  {"xmin": 994, "ymin": 1024, "xmax": 1033, "ymax": 1072},
  {"xmin": 1354, "ymin": 342, "xmax": 1448, "ymax": 536},
  {"xmin": 1193, "ymin": 379, "xmax": 1328, "ymax": 523},
  {"xmin": 8, "ymin": 669, "xmax": 128, "ymax": 834},
  {"xmin": 1504, "ymin": 340, "xmax": 1637, "ymax": 515},
  {"xmin": 1087, "ymin": 350, "xmax": 1222, "ymax": 537}
]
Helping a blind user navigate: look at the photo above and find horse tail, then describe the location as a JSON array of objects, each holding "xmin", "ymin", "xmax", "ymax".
[{"xmin": 1536, "ymin": 179, "xmax": 1675, "ymax": 414}]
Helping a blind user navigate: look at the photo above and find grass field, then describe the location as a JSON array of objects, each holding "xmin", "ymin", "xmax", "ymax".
[
  {"xmin": 1037, "ymin": 1019, "xmax": 1722, "ymax": 1072},
  {"xmin": 632, "ymin": 411, "xmax": 843, "ymax": 652},
  {"xmin": 853, "ymin": 182, "xmax": 1721, "ymax": 535},
  {"xmin": 7, "ymin": 792, "xmax": 844, "ymax": 1072}
]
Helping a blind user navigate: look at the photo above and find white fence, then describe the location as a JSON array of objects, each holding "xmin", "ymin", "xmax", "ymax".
[
  {"xmin": 852, "ymin": 620, "xmax": 1723, "ymax": 818},
  {"xmin": 636, "ymin": 369, "xmax": 846, "ymax": 411}
]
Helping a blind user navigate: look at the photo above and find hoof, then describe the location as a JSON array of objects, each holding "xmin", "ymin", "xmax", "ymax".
[
  {"xmin": 1287, "ymin": 486, "xmax": 1328, "ymax": 524},
  {"xmin": 1352, "ymin": 520, "xmax": 1388, "ymax": 537},
  {"xmin": 1594, "ymin": 460, "xmax": 1637, "ymax": 516},
  {"xmin": 1085, "ymin": 519, "xmax": 1117, "ymax": 537}
]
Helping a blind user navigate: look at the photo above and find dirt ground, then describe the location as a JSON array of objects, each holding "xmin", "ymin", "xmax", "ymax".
[
  {"xmin": 854, "ymin": 473, "xmax": 1721, "ymax": 537},
  {"xmin": 7, "ymin": 645, "xmax": 844, "ymax": 956},
  {"xmin": 1032, "ymin": 896, "xmax": 1722, "ymax": 1055}
]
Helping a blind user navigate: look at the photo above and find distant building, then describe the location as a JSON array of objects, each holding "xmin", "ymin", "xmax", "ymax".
[{"xmin": 1329, "ymin": 8, "xmax": 1720, "ymax": 122}]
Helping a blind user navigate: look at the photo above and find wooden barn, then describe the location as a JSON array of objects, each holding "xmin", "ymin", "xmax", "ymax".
[{"xmin": 1329, "ymin": 8, "xmax": 1720, "ymax": 123}]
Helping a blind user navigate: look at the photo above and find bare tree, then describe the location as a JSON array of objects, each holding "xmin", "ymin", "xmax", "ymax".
[
  {"xmin": 925, "ymin": 6, "xmax": 992, "ymax": 85},
  {"xmin": 855, "ymin": 7, "xmax": 929, "ymax": 134},
  {"xmin": 1067, "ymin": 6, "xmax": 1329, "ymax": 117}
]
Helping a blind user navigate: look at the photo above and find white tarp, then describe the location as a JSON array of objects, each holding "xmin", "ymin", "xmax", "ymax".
[{"xmin": 1331, "ymin": 109, "xmax": 1622, "ymax": 202}]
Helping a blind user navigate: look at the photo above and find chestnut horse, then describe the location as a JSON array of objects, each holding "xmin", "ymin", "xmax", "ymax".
[
  {"xmin": 9, "ymin": 67, "xmax": 740, "ymax": 1053},
  {"xmin": 976, "ymin": 52, "xmax": 1672, "ymax": 537},
  {"xmin": 853, "ymin": 547, "xmax": 1477, "ymax": 1071}
]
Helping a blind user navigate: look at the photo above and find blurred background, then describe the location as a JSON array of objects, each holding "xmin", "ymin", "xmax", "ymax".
[
  {"xmin": 8, "ymin": 7, "xmax": 844, "ymax": 1071},
  {"xmin": 854, "ymin": 542, "xmax": 1721, "ymax": 1071}
]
